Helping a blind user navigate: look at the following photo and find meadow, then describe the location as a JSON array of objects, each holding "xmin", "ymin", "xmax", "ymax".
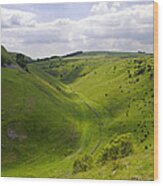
[{"xmin": 1, "ymin": 46, "xmax": 154, "ymax": 180}]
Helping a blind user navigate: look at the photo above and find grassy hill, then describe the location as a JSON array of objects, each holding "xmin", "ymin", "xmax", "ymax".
[
  {"xmin": 1, "ymin": 46, "xmax": 17, "ymax": 67},
  {"xmin": 1, "ymin": 49, "xmax": 154, "ymax": 180},
  {"xmin": 1, "ymin": 45, "xmax": 32, "ymax": 70}
]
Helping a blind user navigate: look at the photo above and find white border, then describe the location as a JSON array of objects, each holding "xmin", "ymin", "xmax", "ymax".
[{"xmin": 1, "ymin": 1, "xmax": 163, "ymax": 186}]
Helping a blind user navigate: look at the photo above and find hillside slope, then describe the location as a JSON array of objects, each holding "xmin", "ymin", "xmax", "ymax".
[
  {"xmin": 1, "ymin": 45, "xmax": 17, "ymax": 67},
  {"xmin": 1, "ymin": 45, "xmax": 32, "ymax": 70},
  {"xmin": 1, "ymin": 50, "xmax": 154, "ymax": 180}
]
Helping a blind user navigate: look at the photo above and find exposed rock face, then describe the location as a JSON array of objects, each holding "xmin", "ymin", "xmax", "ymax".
[
  {"xmin": 7, "ymin": 128, "xmax": 17, "ymax": 140},
  {"xmin": 4, "ymin": 64, "xmax": 17, "ymax": 69},
  {"xmin": 7, "ymin": 128, "xmax": 27, "ymax": 141}
]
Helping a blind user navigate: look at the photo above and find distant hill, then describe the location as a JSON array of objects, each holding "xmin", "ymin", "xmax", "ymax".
[
  {"xmin": 35, "ymin": 55, "xmax": 60, "ymax": 63},
  {"xmin": 63, "ymin": 51, "xmax": 83, "ymax": 57},
  {"xmin": 62, "ymin": 51, "xmax": 150, "ymax": 60}
]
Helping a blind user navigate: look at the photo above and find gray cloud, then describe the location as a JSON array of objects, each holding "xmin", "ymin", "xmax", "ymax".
[{"xmin": 1, "ymin": 8, "xmax": 36, "ymax": 28}]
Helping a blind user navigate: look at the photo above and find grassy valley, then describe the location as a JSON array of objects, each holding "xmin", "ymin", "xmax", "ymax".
[{"xmin": 1, "ymin": 46, "xmax": 154, "ymax": 180}]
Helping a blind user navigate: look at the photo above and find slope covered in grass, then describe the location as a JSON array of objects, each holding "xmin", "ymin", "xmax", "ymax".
[
  {"xmin": 1, "ymin": 49, "xmax": 101, "ymax": 177},
  {"xmin": 1, "ymin": 45, "xmax": 32, "ymax": 71},
  {"xmin": 1, "ymin": 45, "xmax": 17, "ymax": 67},
  {"xmin": 1, "ymin": 50, "xmax": 154, "ymax": 180}
]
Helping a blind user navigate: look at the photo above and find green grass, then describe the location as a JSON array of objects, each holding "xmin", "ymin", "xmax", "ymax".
[
  {"xmin": 1, "ymin": 50, "xmax": 154, "ymax": 180},
  {"xmin": 1, "ymin": 46, "xmax": 17, "ymax": 67}
]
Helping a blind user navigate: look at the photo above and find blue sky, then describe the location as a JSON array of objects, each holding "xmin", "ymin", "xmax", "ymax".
[
  {"xmin": 2, "ymin": 3, "xmax": 93, "ymax": 21},
  {"xmin": 1, "ymin": 1, "xmax": 154, "ymax": 58}
]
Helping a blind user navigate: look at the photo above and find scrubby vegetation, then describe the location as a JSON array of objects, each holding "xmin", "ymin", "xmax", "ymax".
[
  {"xmin": 73, "ymin": 154, "xmax": 93, "ymax": 174},
  {"xmin": 16, "ymin": 53, "xmax": 30, "ymax": 71},
  {"xmin": 98, "ymin": 133, "xmax": 133, "ymax": 163}
]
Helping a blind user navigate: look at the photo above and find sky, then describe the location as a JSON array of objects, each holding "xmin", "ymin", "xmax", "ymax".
[{"xmin": 1, "ymin": 1, "xmax": 154, "ymax": 59}]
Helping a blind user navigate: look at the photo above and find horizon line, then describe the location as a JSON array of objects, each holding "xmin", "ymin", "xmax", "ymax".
[{"xmin": 1, "ymin": 44, "xmax": 153, "ymax": 60}]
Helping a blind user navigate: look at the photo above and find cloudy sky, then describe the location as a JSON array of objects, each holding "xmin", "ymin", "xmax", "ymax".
[{"xmin": 1, "ymin": 1, "xmax": 154, "ymax": 59}]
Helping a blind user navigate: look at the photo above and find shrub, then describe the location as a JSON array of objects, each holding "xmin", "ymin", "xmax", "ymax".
[
  {"xmin": 73, "ymin": 154, "xmax": 93, "ymax": 174},
  {"xmin": 16, "ymin": 54, "xmax": 27, "ymax": 69},
  {"xmin": 64, "ymin": 148, "xmax": 74, "ymax": 157},
  {"xmin": 135, "ymin": 68, "xmax": 145, "ymax": 76},
  {"xmin": 98, "ymin": 133, "xmax": 133, "ymax": 163}
]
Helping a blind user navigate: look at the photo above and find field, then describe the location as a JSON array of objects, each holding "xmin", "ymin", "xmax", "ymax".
[{"xmin": 1, "ymin": 47, "xmax": 154, "ymax": 180}]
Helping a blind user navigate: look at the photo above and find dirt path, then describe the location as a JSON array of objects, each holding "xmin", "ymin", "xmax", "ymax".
[{"xmin": 69, "ymin": 86, "xmax": 103, "ymax": 154}]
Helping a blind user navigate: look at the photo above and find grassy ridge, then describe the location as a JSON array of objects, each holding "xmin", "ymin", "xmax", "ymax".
[{"xmin": 1, "ymin": 49, "xmax": 154, "ymax": 180}]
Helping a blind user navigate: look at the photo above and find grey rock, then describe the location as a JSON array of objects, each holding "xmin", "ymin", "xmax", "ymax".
[{"xmin": 7, "ymin": 128, "xmax": 17, "ymax": 140}]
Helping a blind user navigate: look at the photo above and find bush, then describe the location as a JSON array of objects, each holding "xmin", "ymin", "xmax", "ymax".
[
  {"xmin": 98, "ymin": 133, "xmax": 133, "ymax": 163},
  {"xmin": 73, "ymin": 154, "xmax": 93, "ymax": 174},
  {"xmin": 16, "ymin": 53, "xmax": 30, "ymax": 72}
]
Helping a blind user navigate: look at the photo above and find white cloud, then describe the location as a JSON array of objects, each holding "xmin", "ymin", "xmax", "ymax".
[
  {"xmin": 91, "ymin": 2, "xmax": 121, "ymax": 14},
  {"xmin": 1, "ymin": 8, "xmax": 37, "ymax": 28},
  {"xmin": 91, "ymin": 2, "xmax": 109, "ymax": 15},
  {"xmin": 1, "ymin": 2, "xmax": 154, "ymax": 58}
]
